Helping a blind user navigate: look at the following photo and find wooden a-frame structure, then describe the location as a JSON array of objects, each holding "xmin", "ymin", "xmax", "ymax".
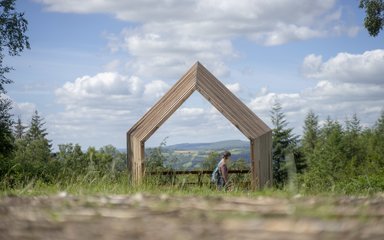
[{"xmin": 127, "ymin": 62, "xmax": 272, "ymax": 188}]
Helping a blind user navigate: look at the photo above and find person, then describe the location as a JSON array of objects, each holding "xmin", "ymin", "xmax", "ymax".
[{"xmin": 217, "ymin": 151, "xmax": 231, "ymax": 190}]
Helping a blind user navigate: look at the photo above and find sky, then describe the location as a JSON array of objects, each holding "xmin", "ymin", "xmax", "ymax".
[{"xmin": 4, "ymin": 0, "xmax": 384, "ymax": 151}]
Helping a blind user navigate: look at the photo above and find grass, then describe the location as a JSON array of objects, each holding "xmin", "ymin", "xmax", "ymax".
[
  {"xmin": 1, "ymin": 169, "xmax": 383, "ymax": 200},
  {"xmin": 0, "ymin": 172, "xmax": 292, "ymax": 199}
]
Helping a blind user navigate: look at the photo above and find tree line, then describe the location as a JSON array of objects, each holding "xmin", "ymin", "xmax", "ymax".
[
  {"xmin": 2, "ymin": 96, "xmax": 384, "ymax": 194},
  {"xmin": 271, "ymin": 102, "xmax": 384, "ymax": 194},
  {"xmin": 0, "ymin": 110, "xmax": 127, "ymax": 189},
  {"xmin": 142, "ymin": 101, "xmax": 384, "ymax": 194}
]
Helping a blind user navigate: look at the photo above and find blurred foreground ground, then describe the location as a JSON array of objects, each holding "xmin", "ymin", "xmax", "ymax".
[{"xmin": 1, "ymin": 193, "xmax": 384, "ymax": 240}]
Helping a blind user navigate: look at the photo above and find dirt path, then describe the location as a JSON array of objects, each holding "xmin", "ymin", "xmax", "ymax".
[{"xmin": 1, "ymin": 193, "xmax": 384, "ymax": 240}]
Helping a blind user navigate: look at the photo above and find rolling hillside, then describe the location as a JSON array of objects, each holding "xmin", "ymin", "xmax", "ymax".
[
  {"xmin": 165, "ymin": 140, "xmax": 249, "ymax": 151},
  {"xmin": 146, "ymin": 140, "xmax": 250, "ymax": 170}
]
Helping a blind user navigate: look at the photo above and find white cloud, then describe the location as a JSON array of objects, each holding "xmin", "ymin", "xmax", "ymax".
[
  {"xmin": 34, "ymin": 0, "xmax": 368, "ymax": 148},
  {"xmin": 225, "ymin": 83, "xmax": 240, "ymax": 93},
  {"xmin": 55, "ymin": 72, "xmax": 143, "ymax": 109},
  {"xmin": 1, "ymin": 95, "xmax": 40, "ymax": 132},
  {"xmin": 11, "ymin": 101, "xmax": 37, "ymax": 123},
  {"xmin": 251, "ymin": 24, "xmax": 325, "ymax": 46},
  {"xmin": 249, "ymin": 50, "xmax": 384, "ymax": 135},
  {"xmin": 147, "ymin": 104, "xmax": 247, "ymax": 147},
  {"xmin": 302, "ymin": 49, "xmax": 384, "ymax": 84},
  {"xmin": 115, "ymin": 27, "xmax": 235, "ymax": 79},
  {"xmin": 51, "ymin": 72, "xmax": 173, "ymax": 147},
  {"xmin": 57, "ymin": 72, "xmax": 138, "ymax": 95},
  {"xmin": 55, "ymin": 72, "xmax": 173, "ymax": 112},
  {"xmin": 37, "ymin": 0, "xmax": 355, "ymax": 80},
  {"xmin": 143, "ymin": 80, "xmax": 169, "ymax": 99},
  {"xmin": 103, "ymin": 59, "xmax": 121, "ymax": 72},
  {"xmin": 301, "ymin": 54, "xmax": 323, "ymax": 78},
  {"xmin": 39, "ymin": 0, "xmax": 339, "ymax": 34},
  {"xmin": 51, "ymin": 70, "xmax": 249, "ymax": 148},
  {"xmin": 177, "ymin": 108, "xmax": 205, "ymax": 118}
]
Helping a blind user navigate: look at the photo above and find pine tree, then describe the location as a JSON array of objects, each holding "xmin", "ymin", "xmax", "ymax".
[
  {"xmin": 17, "ymin": 110, "xmax": 52, "ymax": 162},
  {"xmin": 344, "ymin": 113, "xmax": 364, "ymax": 167},
  {"xmin": 270, "ymin": 102, "xmax": 298, "ymax": 187},
  {"xmin": 317, "ymin": 118, "xmax": 346, "ymax": 183},
  {"xmin": 26, "ymin": 110, "xmax": 49, "ymax": 142},
  {"xmin": 375, "ymin": 110, "xmax": 384, "ymax": 134},
  {"xmin": 298, "ymin": 110, "xmax": 319, "ymax": 173},
  {"xmin": 373, "ymin": 111, "xmax": 384, "ymax": 166},
  {"xmin": 13, "ymin": 116, "xmax": 26, "ymax": 139},
  {"xmin": 302, "ymin": 110, "xmax": 319, "ymax": 156},
  {"xmin": 0, "ymin": 96, "xmax": 14, "ymax": 156}
]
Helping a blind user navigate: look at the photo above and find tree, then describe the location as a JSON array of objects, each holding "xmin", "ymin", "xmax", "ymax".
[
  {"xmin": 100, "ymin": 145, "xmax": 126, "ymax": 172},
  {"xmin": 0, "ymin": 0, "xmax": 30, "ymax": 93},
  {"xmin": 93, "ymin": 145, "xmax": 125, "ymax": 173},
  {"xmin": 270, "ymin": 102, "xmax": 298, "ymax": 187},
  {"xmin": 344, "ymin": 113, "xmax": 364, "ymax": 166},
  {"xmin": 146, "ymin": 148, "xmax": 166, "ymax": 172},
  {"xmin": 0, "ymin": 96, "xmax": 14, "ymax": 156},
  {"xmin": 359, "ymin": 0, "xmax": 384, "ymax": 37},
  {"xmin": 302, "ymin": 110, "xmax": 319, "ymax": 156},
  {"xmin": 0, "ymin": 0, "xmax": 30, "ymax": 165},
  {"xmin": 315, "ymin": 118, "xmax": 345, "ymax": 183},
  {"xmin": 26, "ymin": 110, "xmax": 50, "ymax": 144},
  {"xmin": 375, "ymin": 110, "xmax": 384, "ymax": 133},
  {"xmin": 372, "ymin": 110, "xmax": 384, "ymax": 166},
  {"xmin": 56, "ymin": 143, "xmax": 87, "ymax": 176},
  {"xmin": 16, "ymin": 110, "xmax": 52, "ymax": 163},
  {"xmin": 299, "ymin": 110, "xmax": 319, "ymax": 173},
  {"xmin": 13, "ymin": 116, "xmax": 26, "ymax": 139},
  {"xmin": 202, "ymin": 151, "xmax": 220, "ymax": 171}
]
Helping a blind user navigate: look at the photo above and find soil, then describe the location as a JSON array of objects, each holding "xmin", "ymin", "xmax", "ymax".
[{"xmin": 1, "ymin": 193, "xmax": 384, "ymax": 240}]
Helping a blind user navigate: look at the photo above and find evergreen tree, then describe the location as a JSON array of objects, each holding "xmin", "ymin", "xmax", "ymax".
[
  {"xmin": 372, "ymin": 110, "xmax": 384, "ymax": 166},
  {"xmin": 299, "ymin": 110, "xmax": 319, "ymax": 173},
  {"xmin": 309, "ymin": 118, "xmax": 346, "ymax": 190},
  {"xmin": 270, "ymin": 102, "xmax": 298, "ymax": 187},
  {"xmin": 26, "ymin": 110, "xmax": 49, "ymax": 142},
  {"xmin": 0, "ymin": 96, "xmax": 14, "ymax": 156},
  {"xmin": 13, "ymin": 116, "xmax": 26, "ymax": 139},
  {"xmin": 375, "ymin": 110, "xmax": 384, "ymax": 133},
  {"xmin": 344, "ymin": 113, "xmax": 364, "ymax": 167},
  {"xmin": 302, "ymin": 110, "xmax": 319, "ymax": 156},
  {"xmin": 15, "ymin": 110, "xmax": 52, "ymax": 163}
]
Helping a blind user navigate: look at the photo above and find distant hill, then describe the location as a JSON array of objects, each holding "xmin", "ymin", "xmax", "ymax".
[
  {"xmin": 165, "ymin": 140, "xmax": 248, "ymax": 151},
  {"xmin": 123, "ymin": 140, "xmax": 250, "ymax": 170}
]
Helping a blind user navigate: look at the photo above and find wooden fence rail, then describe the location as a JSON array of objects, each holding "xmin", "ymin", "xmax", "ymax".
[
  {"xmin": 147, "ymin": 169, "xmax": 251, "ymax": 186},
  {"xmin": 147, "ymin": 169, "xmax": 250, "ymax": 175}
]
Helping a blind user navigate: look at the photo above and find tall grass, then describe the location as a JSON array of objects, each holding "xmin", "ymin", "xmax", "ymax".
[{"xmin": 0, "ymin": 169, "xmax": 290, "ymax": 198}]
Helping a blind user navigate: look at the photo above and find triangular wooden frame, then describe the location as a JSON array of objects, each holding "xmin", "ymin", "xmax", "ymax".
[{"xmin": 127, "ymin": 62, "xmax": 272, "ymax": 188}]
